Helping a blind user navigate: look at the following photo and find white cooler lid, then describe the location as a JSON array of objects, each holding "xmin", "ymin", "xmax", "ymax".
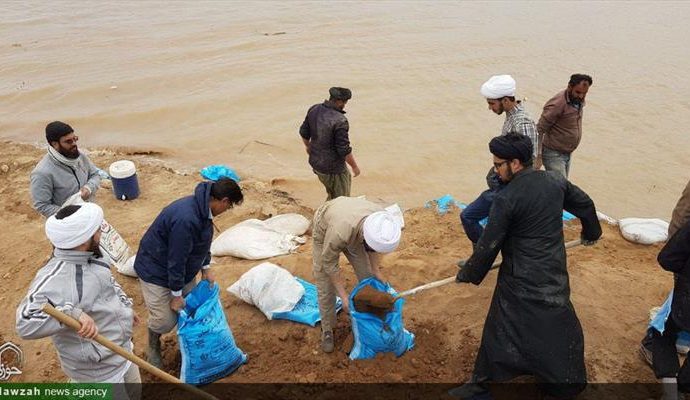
[{"xmin": 109, "ymin": 160, "xmax": 136, "ymax": 179}]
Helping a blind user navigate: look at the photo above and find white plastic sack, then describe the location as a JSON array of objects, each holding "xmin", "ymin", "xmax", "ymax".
[
  {"xmin": 117, "ymin": 255, "xmax": 138, "ymax": 277},
  {"xmin": 61, "ymin": 193, "xmax": 132, "ymax": 273},
  {"xmin": 619, "ymin": 218, "xmax": 669, "ymax": 245},
  {"xmin": 227, "ymin": 262, "xmax": 305, "ymax": 319},
  {"xmin": 262, "ymin": 213, "xmax": 310, "ymax": 236},
  {"xmin": 597, "ymin": 211, "xmax": 618, "ymax": 226},
  {"xmin": 385, "ymin": 203, "xmax": 405, "ymax": 228},
  {"xmin": 211, "ymin": 217, "xmax": 307, "ymax": 260}
]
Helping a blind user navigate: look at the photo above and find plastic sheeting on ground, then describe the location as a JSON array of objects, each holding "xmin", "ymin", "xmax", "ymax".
[
  {"xmin": 349, "ymin": 277, "xmax": 415, "ymax": 360},
  {"xmin": 648, "ymin": 289, "xmax": 690, "ymax": 354},
  {"xmin": 227, "ymin": 262, "xmax": 305, "ymax": 319},
  {"xmin": 619, "ymin": 218, "xmax": 669, "ymax": 245},
  {"xmin": 178, "ymin": 281, "xmax": 247, "ymax": 385},
  {"xmin": 211, "ymin": 214, "xmax": 309, "ymax": 259},
  {"xmin": 200, "ymin": 165, "xmax": 240, "ymax": 182},
  {"xmin": 273, "ymin": 277, "xmax": 343, "ymax": 326}
]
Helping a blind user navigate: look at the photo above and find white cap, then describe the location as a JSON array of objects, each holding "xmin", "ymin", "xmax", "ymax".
[
  {"xmin": 45, "ymin": 203, "xmax": 104, "ymax": 249},
  {"xmin": 480, "ymin": 74, "xmax": 516, "ymax": 99},
  {"xmin": 363, "ymin": 211, "xmax": 402, "ymax": 253}
]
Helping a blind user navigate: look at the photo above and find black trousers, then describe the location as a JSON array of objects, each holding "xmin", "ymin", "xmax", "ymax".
[{"xmin": 649, "ymin": 317, "xmax": 690, "ymax": 391}]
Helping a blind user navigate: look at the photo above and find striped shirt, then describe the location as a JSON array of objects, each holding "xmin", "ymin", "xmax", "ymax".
[{"xmin": 502, "ymin": 102, "xmax": 538, "ymax": 158}]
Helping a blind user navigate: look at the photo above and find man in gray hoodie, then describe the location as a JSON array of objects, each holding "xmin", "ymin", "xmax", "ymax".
[
  {"xmin": 16, "ymin": 203, "xmax": 140, "ymax": 398},
  {"xmin": 30, "ymin": 121, "xmax": 101, "ymax": 217}
]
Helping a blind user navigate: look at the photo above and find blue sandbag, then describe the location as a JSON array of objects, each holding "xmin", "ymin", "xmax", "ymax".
[
  {"xmin": 349, "ymin": 277, "xmax": 415, "ymax": 360},
  {"xmin": 178, "ymin": 281, "xmax": 247, "ymax": 385},
  {"xmin": 425, "ymin": 194, "xmax": 462, "ymax": 215},
  {"xmin": 272, "ymin": 277, "xmax": 342, "ymax": 327},
  {"xmin": 200, "ymin": 165, "xmax": 241, "ymax": 182},
  {"xmin": 648, "ymin": 289, "xmax": 690, "ymax": 354}
]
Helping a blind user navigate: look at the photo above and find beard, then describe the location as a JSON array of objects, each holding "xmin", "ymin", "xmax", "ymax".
[
  {"xmin": 59, "ymin": 144, "xmax": 80, "ymax": 159},
  {"xmin": 88, "ymin": 237, "xmax": 103, "ymax": 258},
  {"xmin": 500, "ymin": 164, "xmax": 515, "ymax": 183}
]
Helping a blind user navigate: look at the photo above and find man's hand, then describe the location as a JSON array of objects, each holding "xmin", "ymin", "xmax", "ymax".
[
  {"xmin": 169, "ymin": 296, "xmax": 185, "ymax": 312},
  {"xmin": 80, "ymin": 186, "xmax": 91, "ymax": 200},
  {"xmin": 202, "ymin": 268, "xmax": 215, "ymax": 285},
  {"xmin": 351, "ymin": 165, "xmax": 361, "ymax": 177},
  {"xmin": 77, "ymin": 312, "xmax": 99, "ymax": 339},
  {"xmin": 533, "ymin": 156, "xmax": 543, "ymax": 170},
  {"xmin": 581, "ymin": 234, "xmax": 598, "ymax": 246},
  {"xmin": 133, "ymin": 312, "xmax": 141, "ymax": 327},
  {"xmin": 340, "ymin": 296, "xmax": 351, "ymax": 315}
]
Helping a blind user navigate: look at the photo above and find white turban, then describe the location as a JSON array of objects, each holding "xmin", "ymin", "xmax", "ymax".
[
  {"xmin": 362, "ymin": 211, "xmax": 402, "ymax": 253},
  {"xmin": 480, "ymin": 74, "xmax": 516, "ymax": 99},
  {"xmin": 45, "ymin": 203, "xmax": 104, "ymax": 249}
]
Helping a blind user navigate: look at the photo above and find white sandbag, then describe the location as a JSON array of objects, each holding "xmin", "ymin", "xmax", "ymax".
[
  {"xmin": 263, "ymin": 213, "xmax": 310, "ymax": 236},
  {"xmin": 211, "ymin": 219, "xmax": 306, "ymax": 259},
  {"xmin": 61, "ymin": 193, "xmax": 132, "ymax": 272},
  {"xmin": 597, "ymin": 211, "xmax": 618, "ymax": 226},
  {"xmin": 385, "ymin": 203, "xmax": 405, "ymax": 228},
  {"xmin": 227, "ymin": 262, "xmax": 305, "ymax": 319},
  {"xmin": 619, "ymin": 218, "xmax": 669, "ymax": 245},
  {"xmin": 117, "ymin": 255, "xmax": 138, "ymax": 277}
]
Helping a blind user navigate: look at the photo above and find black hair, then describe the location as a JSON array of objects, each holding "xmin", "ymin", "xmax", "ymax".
[
  {"xmin": 46, "ymin": 121, "xmax": 74, "ymax": 144},
  {"xmin": 210, "ymin": 178, "xmax": 243, "ymax": 205},
  {"xmin": 55, "ymin": 205, "xmax": 81, "ymax": 220},
  {"xmin": 569, "ymin": 74, "xmax": 593, "ymax": 87},
  {"xmin": 328, "ymin": 87, "xmax": 352, "ymax": 101}
]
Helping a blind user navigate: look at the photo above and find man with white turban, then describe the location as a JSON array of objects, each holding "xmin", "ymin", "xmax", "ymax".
[
  {"xmin": 16, "ymin": 204, "xmax": 141, "ymax": 399},
  {"xmin": 460, "ymin": 75, "xmax": 538, "ymax": 248},
  {"xmin": 312, "ymin": 196, "xmax": 402, "ymax": 353}
]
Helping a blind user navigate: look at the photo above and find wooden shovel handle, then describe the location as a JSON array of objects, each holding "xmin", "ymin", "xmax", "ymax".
[{"xmin": 42, "ymin": 304, "xmax": 219, "ymax": 400}]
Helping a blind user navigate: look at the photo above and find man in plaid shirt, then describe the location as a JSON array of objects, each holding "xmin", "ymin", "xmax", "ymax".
[{"xmin": 460, "ymin": 75, "xmax": 538, "ymax": 247}]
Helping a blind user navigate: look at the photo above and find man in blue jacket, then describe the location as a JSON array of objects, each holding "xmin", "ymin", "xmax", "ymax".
[{"xmin": 134, "ymin": 178, "xmax": 243, "ymax": 367}]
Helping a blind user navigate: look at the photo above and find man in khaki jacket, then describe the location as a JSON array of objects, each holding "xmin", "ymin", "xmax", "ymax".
[{"xmin": 312, "ymin": 196, "xmax": 402, "ymax": 353}]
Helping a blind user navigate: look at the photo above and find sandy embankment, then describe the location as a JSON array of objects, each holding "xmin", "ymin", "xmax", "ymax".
[{"xmin": 0, "ymin": 142, "xmax": 673, "ymax": 384}]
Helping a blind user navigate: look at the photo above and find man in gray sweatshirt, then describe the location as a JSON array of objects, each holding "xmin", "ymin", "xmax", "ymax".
[
  {"xmin": 16, "ymin": 203, "xmax": 140, "ymax": 398},
  {"xmin": 30, "ymin": 121, "xmax": 101, "ymax": 217}
]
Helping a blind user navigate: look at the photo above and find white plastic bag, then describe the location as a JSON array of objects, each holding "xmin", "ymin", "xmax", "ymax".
[
  {"xmin": 117, "ymin": 255, "xmax": 138, "ymax": 277},
  {"xmin": 211, "ymin": 216, "xmax": 307, "ymax": 260},
  {"xmin": 597, "ymin": 211, "xmax": 618, "ymax": 226},
  {"xmin": 619, "ymin": 218, "xmax": 669, "ymax": 245},
  {"xmin": 262, "ymin": 213, "xmax": 310, "ymax": 236},
  {"xmin": 227, "ymin": 262, "xmax": 305, "ymax": 319},
  {"xmin": 385, "ymin": 203, "xmax": 405, "ymax": 228}
]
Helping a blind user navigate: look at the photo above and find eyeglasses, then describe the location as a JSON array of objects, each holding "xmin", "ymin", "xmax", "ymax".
[
  {"xmin": 493, "ymin": 160, "xmax": 509, "ymax": 169},
  {"xmin": 61, "ymin": 136, "xmax": 79, "ymax": 145}
]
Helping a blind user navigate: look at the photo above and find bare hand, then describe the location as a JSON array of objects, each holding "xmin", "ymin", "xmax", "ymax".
[
  {"xmin": 340, "ymin": 296, "xmax": 351, "ymax": 315},
  {"xmin": 533, "ymin": 157, "xmax": 543, "ymax": 170},
  {"xmin": 77, "ymin": 312, "xmax": 99, "ymax": 339},
  {"xmin": 169, "ymin": 296, "xmax": 185, "ymax": 312},
  {"xmin": 202, "ymin": 268, "xmax": 215, "ymax": 285},
  {"xmin": 133, "ymin": 312, "xmax": 141, "ymax": 327},
  {"xmin": 80, "ymin": 186, "xmax": 91, "ymax": 200},
  {"xmin": 351, "ymin": 165, "xmax": 361, "ymax": 177}
]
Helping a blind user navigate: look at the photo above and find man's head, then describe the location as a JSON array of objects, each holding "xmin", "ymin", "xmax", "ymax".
[
  {"xmin": 489, "ymin": 134, "xmax": 534, "ymax": 183},
  {"xmin": 209, "ymin": 177, "xmax": 243, "ymax": 217},
  {"xmin": 328, "ymin": 87, "xmax": 352, "ymax": 111},
  {"xmin": 46, "ymin": 203, "xmax": 104, "ymax": 254},
  {"xmin": 481, "ymin": 75, "xmax": 517, "ymax": 115},
  {"xmin": 362, "ymin": 211, "xmax": 402, "ymax": 254},
  {"xmin": 567, "ymin": 74, "xmax": 593, "ymax": 105},
  {"xmin": 46, "ymin": 121, "xmax": 79, "ymax": 159}
]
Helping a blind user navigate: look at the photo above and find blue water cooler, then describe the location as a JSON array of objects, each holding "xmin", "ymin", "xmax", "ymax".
[{"xmin": 109, "ymin": 160, "xmax": 140, "ymax": 200}]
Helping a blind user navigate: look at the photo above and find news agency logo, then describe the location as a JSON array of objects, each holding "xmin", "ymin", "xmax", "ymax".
[{"xmin": 0, "ymin": 342, "xmax": 23, "ymax": 381}]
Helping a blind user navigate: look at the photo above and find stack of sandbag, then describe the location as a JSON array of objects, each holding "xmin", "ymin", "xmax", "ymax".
[
  {"xmin": 228, "ymin": 262, "xmax": 341, "ymax": 325},
  {"xmin": 178, "ymin": 280, "xmax": 247, "ymax": 385},
  {"xmin": 348, "ymin": 277, "xmax": 415, "ymax": 360},
  {"xmin": 62, "ymin": 193, "xmax": 135, "ymax": 277},
  {"xmin": 211, "ymin": 213, "xmax": 309, "ymax": 260},
  {"xmin": 619, "ymin": 218, "xmax": 669, "ymax": 245}
]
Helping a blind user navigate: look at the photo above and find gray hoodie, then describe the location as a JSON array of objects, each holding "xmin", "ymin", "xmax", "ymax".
[
  {"xmin": 30, "ymin": 152, "xmax": 101, "ymax": 217},
  {"xmin": 16, "ymin": 249, "xmax": 134, "ymax": 382}
]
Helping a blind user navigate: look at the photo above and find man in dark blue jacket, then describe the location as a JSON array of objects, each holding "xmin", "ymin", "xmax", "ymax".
[{"xmin": 134, "ymin": 178, "xmax": 243, "ymax": 367}]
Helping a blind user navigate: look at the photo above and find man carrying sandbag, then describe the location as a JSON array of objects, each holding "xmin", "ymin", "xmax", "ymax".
[
  {"xmin": 134, "ymin": 178, "xmax": 243, "ymax": 368},
  {"xmin": 16, "ymin": 203, "xmax": 140, "ymax": 399},
  {"xmin": 312, "ymin": 196, "xmax": 402, "ymax": 353},
  {"xmin": 452, "ymin": 134, "xmax": 601, "ymax": 400}
]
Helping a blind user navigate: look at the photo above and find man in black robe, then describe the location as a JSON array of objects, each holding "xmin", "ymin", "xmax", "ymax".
[{"xmin": 451, "ymin": 134, "xmax": 602, "ymax": 399}]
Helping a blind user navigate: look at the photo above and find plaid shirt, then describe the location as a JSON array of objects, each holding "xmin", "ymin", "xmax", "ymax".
[{"xmin": 502, "ymin": 102, "xmax": 538, "ymax": 158}]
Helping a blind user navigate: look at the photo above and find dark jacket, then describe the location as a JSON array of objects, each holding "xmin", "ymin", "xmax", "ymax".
[
  {"xmin": 537, "ymin": 90, "xmax": 585, "ymax": 154},
  {"xmin": 659, "ymin": 220, "xmax": 690, "ymax": 330},
  {"xmin": 134, "ymin": 182, "xmax": 213, "ymax": 291},
  {"xmin": 299, "ymin": 101, "xmax": 352, "ymax": 175},
  {"xmin": 457, "ymin": 169, "xmax": 601, "ymax": 397}
]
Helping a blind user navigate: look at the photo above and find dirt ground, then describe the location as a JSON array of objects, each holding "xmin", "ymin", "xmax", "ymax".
[{"xmin": 0, "ymin": 142, "xmax": 674, "ymax": 386}]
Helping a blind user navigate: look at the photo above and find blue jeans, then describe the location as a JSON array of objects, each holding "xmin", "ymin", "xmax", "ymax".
[
  {"xmin": 542, "ymin": 146, "xmax": 571, "ymax": 178},
  {"xmin": 460, "ymin": 189, "xmax": 496, "ymax": 244}
]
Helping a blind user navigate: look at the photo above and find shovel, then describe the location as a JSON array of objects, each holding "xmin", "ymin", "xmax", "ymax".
[{"xmin": 396, "ymin": 239, "xmax": 583, "ymax": 298}]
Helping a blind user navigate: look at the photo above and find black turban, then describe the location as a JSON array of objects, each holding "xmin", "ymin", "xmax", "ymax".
[
  {"xmin": 46, "ymin": 121, "xmax": 74, "ymax": 143},
  {"xmin": 329, "ymin": 87, "xmax": 352, "ymax": 101},
  {"xmin": 489, "ymin": 134, "xmax": 533, "ymax": 164}
]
